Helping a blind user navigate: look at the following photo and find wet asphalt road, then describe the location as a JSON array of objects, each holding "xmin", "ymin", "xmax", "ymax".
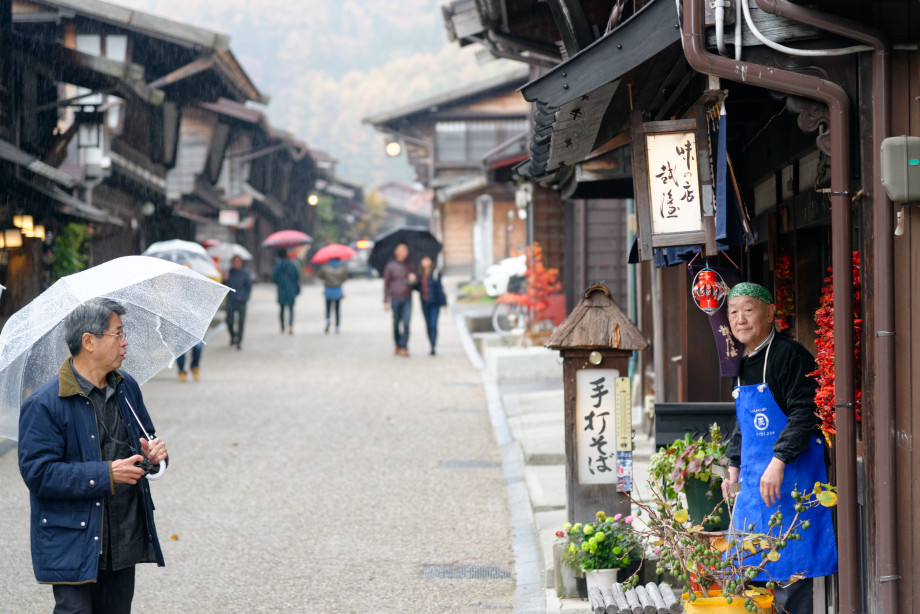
[{"xmin": 0, "ymin": 277, "xmax": 515, "ymax": 613}]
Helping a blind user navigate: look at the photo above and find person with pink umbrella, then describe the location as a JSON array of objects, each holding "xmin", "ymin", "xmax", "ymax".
[{"xmin": 312, "ymin": 245, "xmax": 356, "ymax": 334}]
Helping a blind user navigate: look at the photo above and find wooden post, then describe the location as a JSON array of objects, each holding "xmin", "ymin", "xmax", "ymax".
[{"xmin": 546, "ymin": 284, "xmax": 649, "ymax": 525}]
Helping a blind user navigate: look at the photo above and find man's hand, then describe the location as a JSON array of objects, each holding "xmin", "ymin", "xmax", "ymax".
[
  {"xmin": 759, "ymin": 457, "xmax": 786, "ymax": 506},
  {"xmin": 111, "ymin": 455, "xmax": 146, "ymax": 484},
  {"xmin": 722, "ymin": 466, "xmax": 740, "ymax": 500},
  {"xmin": 383, "ymin": 302, "xmax": 390, "ymax": 312},
  {"xmin": 140, "ymin": 437, "xmax": 167, "ymax": 465},
  {"xmin": 408, "ymin": 273, "xmax": 417, "ymax": 284}
]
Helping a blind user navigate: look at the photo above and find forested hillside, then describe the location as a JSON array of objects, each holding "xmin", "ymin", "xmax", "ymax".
[{"xmin": 119, "ymin": 0, "xmax": 516, "ymax": 186}]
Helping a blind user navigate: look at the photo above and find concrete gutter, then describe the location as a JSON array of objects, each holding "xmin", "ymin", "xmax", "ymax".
[{"xmin": 454, "ymin": 308, "xmax": 545, "ymax": 614}]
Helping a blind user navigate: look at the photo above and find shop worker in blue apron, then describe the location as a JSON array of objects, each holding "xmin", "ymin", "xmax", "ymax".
[{"xmin": 721, "ymin": 283, "xmax": 837, "ymax": 614}]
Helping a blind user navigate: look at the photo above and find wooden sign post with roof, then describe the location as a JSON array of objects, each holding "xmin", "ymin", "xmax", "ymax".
[{"xmin": 545, "ymin": 284, "xmax": 649, "ymax": 524}]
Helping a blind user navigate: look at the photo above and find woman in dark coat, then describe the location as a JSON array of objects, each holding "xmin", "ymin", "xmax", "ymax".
[
  {"xmin": 415, "ymin": 256, "xmax": 447, "ymax": 355},
  {"xmin": 271, "ymin": 248, "xmax": 300, "ymax": 334}
]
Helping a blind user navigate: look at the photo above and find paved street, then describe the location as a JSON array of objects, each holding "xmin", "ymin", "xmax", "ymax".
[{"xmin": 0, "ymin": 277, "xmax": 516, "ymax": 613}]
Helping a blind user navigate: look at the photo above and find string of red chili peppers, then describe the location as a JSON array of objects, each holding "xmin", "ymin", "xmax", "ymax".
[
  {"xmin": 807, "ymin": 251, "xmax": 862, "ymax": 438},
  {"xmin": 774, "ymin": 248, "xmax": 795, "ymax": 332}
]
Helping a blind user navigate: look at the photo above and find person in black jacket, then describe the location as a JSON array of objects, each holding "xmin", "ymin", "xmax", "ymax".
[
  {"xmin": 721, "ymin": 282, "xmax": 835, "ymax": 614},
  {"xmin": 225, "ymin": 255, "xmax": 253, "ymax": 349}
]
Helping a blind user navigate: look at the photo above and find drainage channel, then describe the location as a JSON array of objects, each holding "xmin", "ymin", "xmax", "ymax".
[{"xmin": 421, "ymin": 565, "xmax": 513, "ymax": 580}]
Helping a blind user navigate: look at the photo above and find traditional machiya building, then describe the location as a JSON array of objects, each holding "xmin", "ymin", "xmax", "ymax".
[
  {"xmin": 364, "ymin": 69, "xmax": 566, "ymax": 281},
  {"xmin": 445, "ymin": 0, "xmax": 919, "ymax": 612},
  {"xmin": 168, "ymin": 97, "xmax": 320, "ymax": 280},
  {"xmin": 0, "ymin": 0, "xmax": 265, "ymax": 320}
]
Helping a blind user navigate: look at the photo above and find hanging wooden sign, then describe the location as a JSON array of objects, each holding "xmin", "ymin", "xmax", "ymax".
[{"xmin": 630, "ymin": 109, "xmax": 717, "ymax": 261}]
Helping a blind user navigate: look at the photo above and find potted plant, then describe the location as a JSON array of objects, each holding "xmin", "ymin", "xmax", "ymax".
[
  {"xmin": 627, "ymin": 480, "xmax": 838, "ymax": 612},
  {"xmin": 557, "ymin": 511, "xmax": 643, "ymax": 594},
  {"xmin": 649, "ymin": 423, "xmax": 730, "ymax": 530}
]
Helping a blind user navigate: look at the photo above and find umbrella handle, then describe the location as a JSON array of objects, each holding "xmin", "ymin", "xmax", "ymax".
[{"xmin": 145, "ymin": 459, "xmax": 167, "ymax": 481}]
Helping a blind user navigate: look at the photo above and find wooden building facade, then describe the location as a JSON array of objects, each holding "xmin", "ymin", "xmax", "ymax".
[{"xmin": 445, "ymin": 0, "xmax": 920, "ymax": 612}]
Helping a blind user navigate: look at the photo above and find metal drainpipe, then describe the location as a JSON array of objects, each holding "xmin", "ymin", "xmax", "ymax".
[
  {"xmin": 753, "ymin": 6, "xmax": 897, "ymax": 612},
  {"xmin": 680, "ymin": 1, "xmax": 859, "ymax": 612}
]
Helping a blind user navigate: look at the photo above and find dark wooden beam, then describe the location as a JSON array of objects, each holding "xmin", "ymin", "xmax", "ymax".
[
  {"xmin": 545, "ymin": 0, "xmax": 594, "ymax": 55},
  {"xmin": 520, "ymin": 0, "xmax": 680, "ymax": 108}
]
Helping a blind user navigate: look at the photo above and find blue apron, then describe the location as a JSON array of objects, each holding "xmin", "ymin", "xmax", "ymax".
[{"xmin": 731, "ymin": 337, "xmax": 837, "ymax": 580}]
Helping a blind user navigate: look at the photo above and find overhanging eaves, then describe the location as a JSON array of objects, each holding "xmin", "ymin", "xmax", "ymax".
[{"xmin": 518, "ymin": 0, "xmax": 682, "ymax": 181}]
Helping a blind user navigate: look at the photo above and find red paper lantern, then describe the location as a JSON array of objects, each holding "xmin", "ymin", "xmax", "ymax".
[{"xmin": 691, "ymin": 268, "xmax": 729, "ymax": 316}]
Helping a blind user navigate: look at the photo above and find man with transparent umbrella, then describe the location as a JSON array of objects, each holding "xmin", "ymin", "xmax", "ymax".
[{"xmin": 18, "ymin": 298, "xmax": 168, "ymax": 614}]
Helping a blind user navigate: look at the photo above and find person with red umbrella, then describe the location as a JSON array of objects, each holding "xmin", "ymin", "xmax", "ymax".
[{"xmin": 312, "ymin": 245, "xmax": 357, "ymax": 334}]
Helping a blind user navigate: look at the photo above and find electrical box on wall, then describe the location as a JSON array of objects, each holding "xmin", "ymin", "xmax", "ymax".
[{"xmin": 880, "ymin": 136, "xmax": 920, "ymax": 202}]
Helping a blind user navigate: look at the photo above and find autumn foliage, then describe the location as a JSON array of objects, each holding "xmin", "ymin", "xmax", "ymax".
[
  {"xmin": 499, "ymin": 242, "xmax": 562, "ymax": 316},
  {"xmin": 774, "ymin": 249, "xmax": 794, "ymax": 332},
  {"xmin": 808, "ymin": 251, "xmax": 862, "ymax": 435}
]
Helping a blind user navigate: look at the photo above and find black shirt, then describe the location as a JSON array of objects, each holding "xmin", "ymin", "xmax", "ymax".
[
  {"xmin": 725, "ymin": 331, "xmax": 821, "ymax": 468},
  {"xmin": 71, "ymin": 362, "xmax": 149, "ymax": 571}
]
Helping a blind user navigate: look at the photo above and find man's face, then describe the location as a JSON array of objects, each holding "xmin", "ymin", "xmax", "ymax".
[
  {"xmin": 727, "ymin": 296, "xmax": 775, "ymax": 349},
  {"xmin": 231, "ymin": 256, "xmax": 243, "ymax": 270},
  {"xmin": 394, "ymin": 244, "xmax": 408, "ymax": 262},
  {"xmin": 96, "ymin": 313, "xmax": 128, "ymax": 372}
]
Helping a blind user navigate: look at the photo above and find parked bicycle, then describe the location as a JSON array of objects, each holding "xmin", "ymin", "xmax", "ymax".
[{"xmin": 491, "ymin": 273, "xmax": 530, "ymax": 336}]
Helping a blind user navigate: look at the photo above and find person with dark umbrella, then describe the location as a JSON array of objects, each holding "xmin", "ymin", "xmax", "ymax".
[{"xmin": 383, "ymin": 243, "xmax": 416, "ymax": 356}]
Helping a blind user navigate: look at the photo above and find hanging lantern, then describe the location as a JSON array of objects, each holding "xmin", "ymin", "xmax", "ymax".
[{"xmin": 691, "ymin": 267, "xmax": 729, "ymax": 315}]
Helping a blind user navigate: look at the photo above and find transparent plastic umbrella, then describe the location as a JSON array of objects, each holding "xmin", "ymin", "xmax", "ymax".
[
  {"xmin": 0, "ymin": 256, "xmax": 230, "ymax": 441},
  {"xmin": 143, "ymin": 239, "xmax": 221, "ymax": 281}
]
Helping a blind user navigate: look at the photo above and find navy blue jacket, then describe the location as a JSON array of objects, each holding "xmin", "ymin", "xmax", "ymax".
[
  {"xmin": 18, "ymin": 360, "xmax": 165, "ymax": 584},
  {"xmin": 416, "ymin": 272, "xmax": 447, "ymax": 307},
  {"xmin": 225, "ymin": 267, "xmax": 253, "ymax": 305}
]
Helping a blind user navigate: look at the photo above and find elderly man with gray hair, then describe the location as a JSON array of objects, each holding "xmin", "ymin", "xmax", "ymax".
[{"xmin": 18, "ymin": 298, "xmax": 167, "ymax": 614}]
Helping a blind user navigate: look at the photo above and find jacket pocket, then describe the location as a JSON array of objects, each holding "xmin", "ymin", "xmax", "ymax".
[
  {"xmin": 37, "ymin": 508, "xmax": 93, "ymax": 573},
  {"xmin": 40, "ymin": 508, "xmax": 91, "ymax": 530}
]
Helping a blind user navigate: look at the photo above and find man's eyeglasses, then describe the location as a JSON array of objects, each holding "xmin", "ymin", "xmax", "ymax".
[{"xmin": 97, "ymin": 331, "xmax": 127, "ymax": 341}]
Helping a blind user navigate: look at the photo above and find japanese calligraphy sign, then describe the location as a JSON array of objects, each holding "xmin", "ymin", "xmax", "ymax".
[
  {"xmin": 575, "ymin": 368, "xmax": 620, "ymax": 485},
  {"xmin": 630, "ymin": 110, "xmax": 717, "ymax": 261},
  {"xmin": 646, "ymin": 131, "xmax": 702, "ymax": 234}
]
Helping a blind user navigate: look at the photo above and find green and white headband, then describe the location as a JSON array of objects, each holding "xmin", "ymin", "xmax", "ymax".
[{"xmin": 727, "ymin": 282, "xmax": 773, "ymax": 305}]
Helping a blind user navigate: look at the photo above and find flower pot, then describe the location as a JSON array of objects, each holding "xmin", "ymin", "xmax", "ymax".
[
  {"xmin": 553, "ymin": 542, "xmax": 581, "ymax": 599},
  {"xmin": 584, "ymin": 568, "xmax": 618, "ymax": 594},
  {"xmin": 683, "ymin": 590, "xmax": 774, "ymax": 613},
  {"xmin": 685, "ymin": 477, "xmax": 730, "ymax": 531}
]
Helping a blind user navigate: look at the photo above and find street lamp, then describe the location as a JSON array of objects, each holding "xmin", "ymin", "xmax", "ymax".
[
  {"xmin": 307, "ymin": 194, "xmax": 319, "ymax": 206},
  {"xmin": 385, "ymin": 140, "xmax": 402, "ymax": 157}
]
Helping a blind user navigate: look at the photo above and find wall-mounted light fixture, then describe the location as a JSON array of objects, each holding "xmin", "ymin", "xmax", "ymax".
[
  {"xmin": 385, "ymin": 139, "xmax": 402, "ymax": 157},
  {"xmin": 3, "ymin": 229, "xmax": 23, "ymax": 249},
  {"xmin": 23, "ymin": 225, "xmax": 46, "ymax": 241},
  {"xmin": 307, "ymin": 194, "xmax": 319, "ymax": 206},
  {"xmin": 13, "ymin": 215, "xmax": 33, "ymax": 231}
]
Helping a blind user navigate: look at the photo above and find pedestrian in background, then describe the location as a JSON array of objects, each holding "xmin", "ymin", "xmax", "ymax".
[
  {"xmin": 176, "ymin": 342, "xmax": 203, "ymax": 382},
  {"xmin": 383, "ymin": 243, "xmax": 416, "ymax": 356},
  {"xmin": 271, "ymin": 248, "xmax": 300, "ymax": 335},
  {"xmin": 177, "ymin": 261, "xmax": 205, "ymax": 380},
  {"xmin": 315, "ymin": 257, "xmax": 348, "ymax": 334},
  {"xmin": 224, "ymin": 255, "xmax": 252, "ymax": 349},
  {"xmin": 18, "ymin": 298, "xmax": 167, "ymax": 613},
  {"xmin": 415, "ymin": 255, "xmax": 447, "ymax": 355}
]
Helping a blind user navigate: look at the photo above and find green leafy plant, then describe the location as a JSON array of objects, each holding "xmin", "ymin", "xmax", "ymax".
[
  {"xmin": 557, "ymin": 511, "xmax": 643, "ymax": 574},
  {"xmin": 649, "ymin": 423, "xmax": 729, "ymax": 502},
  {"xmin": 50, "ymin": 223, "xmax": 90, "ymax": 282}
]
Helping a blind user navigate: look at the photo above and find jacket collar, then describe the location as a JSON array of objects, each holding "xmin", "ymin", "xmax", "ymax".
[{"xmin": 57, "ymin": 358, "xmax": 124, "ymax": 397}]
